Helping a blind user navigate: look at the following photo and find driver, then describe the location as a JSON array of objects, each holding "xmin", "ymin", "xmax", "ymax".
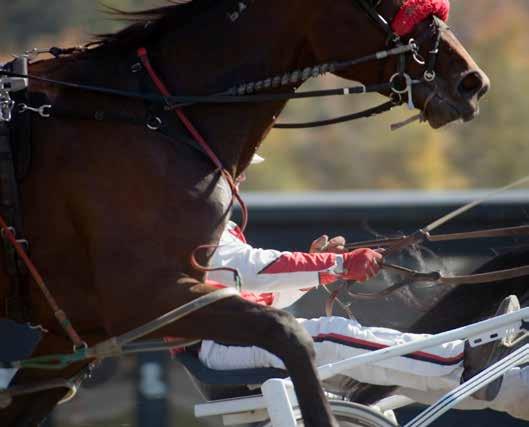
[{"xmin": 181, "ymin": 154, "xmax": 523, "ymax": 404}]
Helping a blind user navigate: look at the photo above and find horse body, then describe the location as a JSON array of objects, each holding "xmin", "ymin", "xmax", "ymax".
[{"xmin": 1, "ymin": 1, "xmax": 490, "ymax": 425}]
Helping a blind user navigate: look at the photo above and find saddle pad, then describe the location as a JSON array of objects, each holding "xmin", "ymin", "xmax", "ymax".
[{"xmin": 0, "ymin": 319, "xmax": 41, "ymax": 363}]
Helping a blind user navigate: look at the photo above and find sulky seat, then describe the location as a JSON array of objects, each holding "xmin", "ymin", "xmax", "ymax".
[{"xmin": 175, "ymin": 351, "xmax": 287, "ymax": 401}]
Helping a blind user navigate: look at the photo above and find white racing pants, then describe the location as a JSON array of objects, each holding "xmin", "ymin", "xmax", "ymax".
[{"xmin": 199, "ymin": 316, "xmax": 465, "ymax": 392}]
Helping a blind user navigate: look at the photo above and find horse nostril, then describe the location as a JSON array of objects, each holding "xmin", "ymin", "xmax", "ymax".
[{"xmin": 457, "ymin": 71, "xmax": 487, "ymax": 99}]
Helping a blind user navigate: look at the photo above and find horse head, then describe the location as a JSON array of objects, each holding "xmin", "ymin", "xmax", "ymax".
[{"xmin": 307, "ymin": 0, "xmax": 490, "ymax": 129}]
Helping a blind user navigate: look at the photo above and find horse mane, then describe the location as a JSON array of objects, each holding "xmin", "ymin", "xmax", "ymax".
[{"xmin": 84, "ymin": 0, "xmax": 224, "ymax": 55}]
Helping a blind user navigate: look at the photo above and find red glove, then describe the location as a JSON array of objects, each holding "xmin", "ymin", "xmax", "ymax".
[
  {"xmin": 341, "ymin": 248, "xmax": 383, "ymax": 282},
  {"xmin": 319, "ymin": 248, "xmax": 383, "ymax": 285}
]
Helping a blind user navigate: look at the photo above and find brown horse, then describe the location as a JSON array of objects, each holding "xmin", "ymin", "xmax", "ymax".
[{"xmin": 0, "ymin": 1, "xmax": 489, "ymax": 425}]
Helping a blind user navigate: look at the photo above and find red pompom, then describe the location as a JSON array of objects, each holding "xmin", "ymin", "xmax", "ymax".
[{"xmin": 391, "ymin": 0, "xmax": 450, "ymax": 37}]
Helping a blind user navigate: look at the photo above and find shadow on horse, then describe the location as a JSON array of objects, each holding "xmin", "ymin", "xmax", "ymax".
[{"xmin": 0, "ymin": 1, "xmax": 489, "ymax": 425}]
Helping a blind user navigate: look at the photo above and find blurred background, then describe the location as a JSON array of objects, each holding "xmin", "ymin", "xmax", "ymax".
[
  {"xmin": 2, "ymin": 1, "xmax": 529, "ymax": 427},
  {"xmin": 2, "ymin": 0, "xmax": 529, "ymax": 192}
]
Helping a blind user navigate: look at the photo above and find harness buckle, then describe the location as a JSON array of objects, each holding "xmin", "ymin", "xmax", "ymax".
[
  {"xmin": 407, "ymin": 39, "xmax": 426, "ymax": 66},
  {"xmin": 0, "ymin": 90, "xmax": 14, "ymax": 122},
  {"xmin": 18, "ymin": 103, "xmax": 52, "ymax": 118},
  {"xmin": 146, "ymin": 116, "xmax": 163, "ymax": 131},
  {"xmin": 390, "ymin": 73, "xmax": 416, "ymax": 110},
  {"xmin": 424, "ymin": 70, "xmax": 436, "ymax": 82}
]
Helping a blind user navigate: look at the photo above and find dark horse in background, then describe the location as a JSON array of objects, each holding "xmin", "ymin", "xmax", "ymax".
[{"xmin": 0, "ymin": 0, "xmax": 491, "ymax": 425}]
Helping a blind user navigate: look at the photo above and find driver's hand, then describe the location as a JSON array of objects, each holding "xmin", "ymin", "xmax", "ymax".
[
  {"xmin": 310, "ymin": 235, "xmax": 346, "ymax": 254},
  {"xmin": 341, "ymin": 248, "xmax": 383, "ymax": 283}
]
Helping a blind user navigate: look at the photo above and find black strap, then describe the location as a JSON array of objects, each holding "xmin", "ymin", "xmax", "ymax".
[
  {"xmin": 354, "ymin": 0, "xmax": 396, "ymax": 39},
  {"xmin": 0, "ymin": 70, "xmax": 391, "ymax": 106},
  {"xmin": 274, "ymin": 101, "xmax": 396, "ymax": 129},
  {"xmin": 43, "ymin": 101, "xmax": 210, "ymax": 159},
  {"xmin": 35, "ymin": 94, "xmax": 397, "ymax": 131}
]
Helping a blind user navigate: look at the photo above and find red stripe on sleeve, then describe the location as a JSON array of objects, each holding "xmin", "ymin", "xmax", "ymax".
[
  {"xmin": 228, "ymin": 224, "xmax": 247, "ymax": 243},
  {"xmin": 259, "ymin": 252, "xmax": 336, "ymax": 274}
]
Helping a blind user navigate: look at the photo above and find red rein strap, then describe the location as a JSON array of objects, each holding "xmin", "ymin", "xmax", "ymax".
[
  {"xmin": 137, "ymin": 48, "xmax": 248, "ymax": 275},
  {"xmin": 391, "ymin": 0, "xmax": 450, "ymax": 37},
  {"xmin": 0, "ymin": 217, "xmax": 85, "ymax": 349}
]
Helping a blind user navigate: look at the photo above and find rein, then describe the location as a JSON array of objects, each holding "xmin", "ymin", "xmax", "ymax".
[{"xmin": 324, "ymin": 176, "xmax": 529, "ymax": 315}]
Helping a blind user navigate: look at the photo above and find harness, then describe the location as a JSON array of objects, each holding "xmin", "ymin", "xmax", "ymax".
[
  {"xmin": 0, "ymin": 1, "xmax": 448, "ymax": 130},
  {"xmin": 0, "ymin": 0, "xmax": 522, "ymax": 407},
  {"xmin": 324, "ymin": 176, "xmax": 529, "ymax": 316}
]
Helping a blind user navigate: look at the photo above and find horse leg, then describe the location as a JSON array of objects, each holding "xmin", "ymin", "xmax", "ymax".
[
  {"xmin": 0, "ymin": 333, "xmax": 96, "ymax": 427},
  {"xmin": 106, "ymin": 277, "xmax": 337, "ymax": 427}
]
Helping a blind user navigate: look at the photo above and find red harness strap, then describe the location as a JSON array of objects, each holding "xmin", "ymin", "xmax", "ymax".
[
  {"xmin": 137, "ymin": 47, "xmax": 248, "ymax": 230},
  {"xmin": 137, "ymin": 48, "xmax": 248, "ymax": 278},
  {"xmin": 138, "ymin": 48, "xmax": 227, "ymax": 175},
  {"xmin": 0, "ymin": 217, "xmax": 85, "ymax": 349}
]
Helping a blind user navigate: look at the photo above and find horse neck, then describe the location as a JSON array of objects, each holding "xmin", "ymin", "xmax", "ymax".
[
  {"xmin": 152, "ymin": 0, "xmax": 319, "ymax": 176},
  {"xmin": 30, "ymin": 1, "xmax": 321, "ymax": 177}
]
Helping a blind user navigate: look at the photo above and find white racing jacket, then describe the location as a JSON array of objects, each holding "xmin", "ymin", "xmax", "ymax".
[{"xmin": 208, "ymin": 221, "xmax": 343, "ymax": 309}]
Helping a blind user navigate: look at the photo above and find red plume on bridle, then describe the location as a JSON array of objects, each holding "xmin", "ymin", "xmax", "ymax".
[{"xmin": 391, "ymin": 0, "xmax": 450, "ymax": 37}]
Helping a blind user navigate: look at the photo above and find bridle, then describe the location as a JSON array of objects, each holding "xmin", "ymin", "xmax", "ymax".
[
  {"xmin": 0, "ymin": 0, "xmax": 479, "ymax": 343},
  {"xmin": 0, "ymin": 1, "xmax": 448, "ymax": 129}
]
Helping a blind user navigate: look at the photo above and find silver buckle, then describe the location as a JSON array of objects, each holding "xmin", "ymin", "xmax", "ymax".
[
  {"xmin": 146, "ymin": 116, "xmax": 162, "ymax": 131},
  {"xmin": 424, "ymin": 70, "xmax": 436, "ymax": 82},
  {"xmin": 18, "ymin": 103, "xmax": 51, "ymax": 118},
  {"xmin": 390, "ymin": 73, "xmax": 416, "ymax": 110},
  {"xmin": 0, "ymin": 90, "xmax": 14, "ymax": 122}
]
